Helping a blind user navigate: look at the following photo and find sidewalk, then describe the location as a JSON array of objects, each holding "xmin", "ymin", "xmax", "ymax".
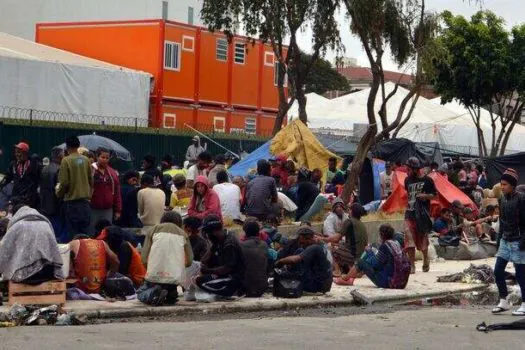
[{"xmin": 1, "ymin": 258, "xmax": 492, "ymax": 320}]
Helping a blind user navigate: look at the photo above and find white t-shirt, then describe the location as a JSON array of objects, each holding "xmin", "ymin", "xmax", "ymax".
[
  {"xmin": 213, "ymin": 183, "xmax": 241, "ymax": 220},
  {"xmin": 187, "ymin": 165, "xmax": 208, "ymax": 182},
  {"xmin": 380, "ymin": 171, "xmax": 393, "ymax": 197}
]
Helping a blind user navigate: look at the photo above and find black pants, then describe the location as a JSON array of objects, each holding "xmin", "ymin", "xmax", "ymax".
[
  {"xmin": 494, "ymin": 257, "xmax": 525, "ymax": 300},
  {"xmin": 63, "ymin": 199, "xmax": 92, "ymax": 241}
]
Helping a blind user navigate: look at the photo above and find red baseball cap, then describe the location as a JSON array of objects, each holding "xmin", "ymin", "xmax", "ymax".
[{"xmin": 14, "ymin": 142, "xmax": 29, "ymax": 152}]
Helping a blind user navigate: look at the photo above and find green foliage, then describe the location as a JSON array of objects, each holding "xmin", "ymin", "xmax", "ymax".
[{"xmin": 302, "ymin": 53, "xmax": 350, "ymax": 94}]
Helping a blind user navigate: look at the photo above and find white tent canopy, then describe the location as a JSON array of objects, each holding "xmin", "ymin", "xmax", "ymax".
[
  {"xmin": 0, "ymin": 32, "xmax": 151, "ymax": 126},
  {"xmin": 291, "ymin": 82, "xmax": 525, "ymax": 154}
]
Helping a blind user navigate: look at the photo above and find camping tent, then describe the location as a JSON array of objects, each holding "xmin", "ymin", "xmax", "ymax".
[
  {"xmin": 292, "ymin": 83, "xmax": 525, "ymax": 155},
  {"xmin": 229, "ymin": 120, "xmax": 340, "ymax": 178},
  {"xmin": 381, "ymin": 171, "xmax": 478, "ymax": 218},
  {"xmin": 229, "ymin": 141, "xmax": 271, "ymax": 177},
  {"xmin": 485, "ymin": 152, "xmax": 525, "ymax": 187},
  {"xmin": 372, "ymin": 138, "xmax": 443, "ymax": 166}
]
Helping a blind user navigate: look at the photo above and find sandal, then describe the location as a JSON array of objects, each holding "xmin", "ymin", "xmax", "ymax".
[{"xmin": 492, "ymin": 306, "xmax": 509, "ymax": 314}]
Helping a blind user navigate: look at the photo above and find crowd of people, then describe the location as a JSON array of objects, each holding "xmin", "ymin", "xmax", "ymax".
[{"xmin": 0, "ymin": 136, "xmax": 523, "ymax": 316}]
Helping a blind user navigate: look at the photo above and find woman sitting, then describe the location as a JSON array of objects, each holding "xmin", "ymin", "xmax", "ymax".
[
  {"xmin": 187, "ymin": 176, "xmax": 222, "ymax": 220},
  {"xmin": 339, "ymin": 224, "xmax": 409, "ymax": 289}
]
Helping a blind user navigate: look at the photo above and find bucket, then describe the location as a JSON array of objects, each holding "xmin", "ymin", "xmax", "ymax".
[{"xmin": 58, "ymin": 244, "xmax": 70, "ymax": 278}]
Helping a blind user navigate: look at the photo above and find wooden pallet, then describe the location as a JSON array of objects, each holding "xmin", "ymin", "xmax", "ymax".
[{"xmin": 8, "ymin": 280, "xmax": 66, "ymax": 306}]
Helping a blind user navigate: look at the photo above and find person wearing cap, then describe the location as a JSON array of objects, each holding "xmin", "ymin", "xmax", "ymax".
[
  {"xmin": 0, "ymin": 142, "xmax": 41, "ymax": 209},
  {"xmin": 197, "ymin": 214, "xmax": 244, "ymax": 298},
  {"xmin": 186, "ymin": 135, "xmax": 206, "ymax": 165},
  {"xmin": 404, "ymin": 157, "xmax": 437, "ymax": 274},
  {"xmin": 275, "ymin": 226, "xmax": 333, "ymax": 293},
  {"xmin": 492, "ymin": 168, "xmax": 525, "ymax": 316},
  {"xmin": 270, "ymin": 154, "xmax": 290, "ymax": 189},
  {"xmin": 450, "ymin": 200, "xmax": 465, "ymax": 228},
  {"xmin": 380, "ymin": 162, "xmax": 394, "ymax": 199},
  {"xmin": 138, "ymin": 211, "xmax": 193, "ymax": 306},
  {"xmin": 323, "ymin": 198, "xmax": 349, "ymax": 238},
  {"xmin": 169, "ymin": 173, "xmax": 192, "ymax": 209},
  {"xmin": 39, "ymin": 146, "xmax": 65, "ymax": 241}
]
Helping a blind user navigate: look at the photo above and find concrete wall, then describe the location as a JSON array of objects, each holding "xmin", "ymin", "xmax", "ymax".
[{"xmin": 0, "ymin": 0, "xmax": 202, "ymax": 40}]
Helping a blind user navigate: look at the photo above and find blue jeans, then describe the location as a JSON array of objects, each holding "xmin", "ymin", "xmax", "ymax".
[
  {"xmin": 357, "ymin": 250, "xmax": 391, "ymax": 289},
  {"xmin": 47, "ymin": 215, "xmax": 67, "ymax": 244}
]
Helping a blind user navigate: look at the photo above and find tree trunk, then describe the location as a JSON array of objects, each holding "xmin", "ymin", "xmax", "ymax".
[
  {"xmin": 500, "ymin": 104, "xmax": 524, "ymax": 155},
  {"xmin": 272, "ymin": 85, "xmax": 292, "ymax": 136},
  {"xmin": 341, "ymin": 61, "xmax": 381, "ymax": 203}
]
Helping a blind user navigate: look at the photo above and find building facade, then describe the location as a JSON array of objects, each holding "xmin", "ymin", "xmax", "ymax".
[
  {"xmin": 0, "ymin": 0, "xmax": 201, "ymax": 40},
  {"xmin": 37, "ymin": 20, "xmax": 286, "ymax": 136}
]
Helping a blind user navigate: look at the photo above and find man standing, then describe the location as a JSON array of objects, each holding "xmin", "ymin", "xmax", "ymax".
[
  {"xmin": 56, "ymin": 136, "xmax": 93, "ymax": 240},
  {"xmin": 0, "ymin": 142, "xmax": 41, "ymax": 208},
  {"xmin": 90, "ymin": 147, "xmax": 122, "ymax": 232},
  {"xmin": 40, "ymin": 146, "xmax": 64, "ymax": 242},
  {"xmin": 186, "ymin": 136, "xmax": 206, "ymax": 165},
  {"xmin": 380, "ymin": 162, "xmax": 394, "ymax": 199},
  {"xmin": 245, "ymin": 160, "xmax": 278, "ymax": 221},
  {"xmin": 404, "ymin": 157, "xmax": 437, "ymax": 274}
]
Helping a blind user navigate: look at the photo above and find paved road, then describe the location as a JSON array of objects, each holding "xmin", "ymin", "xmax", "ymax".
[{"xmin": 0, "ymin": 307, "xmax": 523, "ymax": 350}]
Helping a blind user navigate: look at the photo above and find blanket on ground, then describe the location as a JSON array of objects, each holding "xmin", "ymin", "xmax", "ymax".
[{"xmin": 0, "ymin": 206, "xmax": 63, "ymax": 282}]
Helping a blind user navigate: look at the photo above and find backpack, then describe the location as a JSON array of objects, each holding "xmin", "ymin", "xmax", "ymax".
[
  {"xmin": 104, "ymin": 271, "xmax": 136, "ymax": 298},
  {"xmin": 273, "ymin": 267, "xmax": 303, "ymax": 298},
  {"xmin": 385, "ymin": 240, "xmax": 411, "ymax": 289}
]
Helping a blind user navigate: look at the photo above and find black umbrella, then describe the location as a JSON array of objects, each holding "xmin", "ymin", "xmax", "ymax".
[{"xmin": 58, "ymin": 133, "xmax": 132, "ymax": 161}]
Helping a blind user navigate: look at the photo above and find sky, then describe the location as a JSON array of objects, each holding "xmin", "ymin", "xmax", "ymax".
[{"xmin": 296, "ymin": 0, "xmax": 523, "ymax": 72}]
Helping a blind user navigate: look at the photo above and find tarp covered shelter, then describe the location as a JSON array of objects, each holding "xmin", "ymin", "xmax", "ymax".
[
  {"xmin": 372, "ymin": 138, "xmax": 443, "ymax": 166},
  {"xmin": 0, "ymin": 32, "xmax": 151, "ymax": 126},
  {"xmin": 381, "ymin": 171, "xmax": 478, "ymax": 218},
  {"xmin": 485, "ymin": 152, "xmax": 525, "ymax": 187},
  {"xmin": 315, "ymin": 133, "xmax": 358, "ymax": 156},
  {"xmin": 229, "ymin": 141, "xmax": 271, "ymax": 177},
  {"xmin": 229, "ymin": 120, "xmax": 340, "ymax": 178}
]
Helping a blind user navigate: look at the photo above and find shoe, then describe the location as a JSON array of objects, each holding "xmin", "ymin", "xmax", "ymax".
[
  {"xmin": 334, "ymin": 277, "xmax": 355, "ymax": 286},
  {"xmin": 512, "ymin": 304, "xmax": 525, "ymax": 316},
  {"xmin": 151, "ymin": 288, "xmax": 168, "ymax": 306},
  {"xmin": 183, "ymin": 285, "xmax": 197, "ymax": 302},
  {"xmin": 492, "ymin": 299, "xmax": 510, "ymax": 314},
  {"xmin": 410, "ymin": 264, "xmax": 416, "ymax": 274},
  {"xmin": 422, "ymin": 258, "xmax": 430, "ymax": 273}
]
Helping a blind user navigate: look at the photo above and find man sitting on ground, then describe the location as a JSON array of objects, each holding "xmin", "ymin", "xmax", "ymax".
[
  {"xmin": 342, "ymin": 224, "xmax": 409, "ymax": 289},
  {"xmin": 275, "ymin": 226, "xmax": 333, "ymax": 294},
  {"xmin": 138, "ymin": 211, "xmax": 193, "ymax": 305},
  {"xmin": 240, "ymin": 220, "xmax": 269, "ymax": 297},
  {"xmin": 183, "ymin": 216, "xmax": 209, "ymax": 262},
  {"xmin": 0, "ymin": 201, "xmax": 64, "ymax": 284},
  {"xmin": 433, "ymin": 208, "xmax": 454, "ymax": 237},
  {"xmin": 245, "ymin": 159, "xmax": 278, "ymax": 222},
  {"xmin": 213, "ymin": 170, "xmax": 241, "ymax": 221},
  {"xmin": 196, "ymin": 215, "xmax": 244, "ymax": 298},
  {"xmin": 188, "ymin": 176, "xmax": 222, "ymax": 220},
  {"xmin": 69, "ymin": 235, "xmax": 119, "ymax": 293},
  {"xmin": 170, "ymin": 174, "xmax": 192, "ymax": 209},
  {"xmin": 187, "ymin": 152, "xmax": 212, "ymax": 188},
  {"xmin": 323, "ymin": 198, "xmax": 349, "ymax": 237}
]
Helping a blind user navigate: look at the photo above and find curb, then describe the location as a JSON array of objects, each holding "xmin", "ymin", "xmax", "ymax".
[{"xmin": 72, "ymin": 284, "xmax": 489, "ymax": 320}]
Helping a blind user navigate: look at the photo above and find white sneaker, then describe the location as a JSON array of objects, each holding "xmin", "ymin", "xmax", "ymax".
[
  {"xmin": 512, "ymin": 303, "xmax": 525, "ymax": 316},
  {"xmin": 492, "ymin": 299, "xmax": 510, "ymax": 314},
  {"xmin": 183, "ymin": 285, "xmax": 197, "ymax": 302}
]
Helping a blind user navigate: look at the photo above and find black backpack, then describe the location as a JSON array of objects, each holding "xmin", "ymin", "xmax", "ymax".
[
  {"xmin": 273, "ymin": 267, "xmax": 303, "ymax": 298},
  {"xmin": 104, "ymin": 271, "xmax": 135, "ymax": 298}
]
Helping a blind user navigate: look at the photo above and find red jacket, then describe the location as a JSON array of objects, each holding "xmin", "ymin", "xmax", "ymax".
[
  {"xmin": 90, "ymin": 164, "xmax": 122, "ymax": 213},
  {"xmin": 188, "ymin": 176, "xmax": 222, "ymax": 220}
]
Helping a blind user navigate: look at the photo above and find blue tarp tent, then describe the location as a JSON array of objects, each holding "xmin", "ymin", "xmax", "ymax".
[{"xmin": 229, "ymin": 141, "xmax": 272, "ymax": 177}]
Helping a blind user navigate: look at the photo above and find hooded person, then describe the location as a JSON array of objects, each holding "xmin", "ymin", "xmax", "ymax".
[
  {"xmin": 323, "ymin": 198, "xmax": 349, "ymax": 237},
  {"xmin": 0, "ymin": 204, "xmax": 64, "ymax": 283},
  {"xmin": 187, "ymin": 176, "xmax": 222, "ymax": 220},
  {"xmin": 492, "ymin": 168, "xmax": 525, "ymax": 316}
]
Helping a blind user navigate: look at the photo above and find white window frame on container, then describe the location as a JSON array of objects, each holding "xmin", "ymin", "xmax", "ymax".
[
  {"xmin": 245, "ymin": 117, "xmax": 257, "ymax": 134},
  {"xmin": 163, "ymin": 113, "xmax": 177, "ymax": 128},
  {"xmin": 213, "ymin": 116, "xmax": 226, "ymax": 132},
  {"xmin": 234, "ymin": 42, "xmax": 246, "ymax": 64},
  {"xmin": 264, "ymin": 52, "xmax": 275, "ymax": 67},
  {"xmin": 164, "ymin": 41, "xmax": 181, "ymax": 71},
  {"xmin": 182, "ymin": 36, "xmax": 194, "ymax": 52},
  {"xmin": 216, "ymin": 38, "xmax": 228, "ymax": 62},
  {"xmin": 274, "ymin": 62, "xmax": 288, "ymax": 87}
]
